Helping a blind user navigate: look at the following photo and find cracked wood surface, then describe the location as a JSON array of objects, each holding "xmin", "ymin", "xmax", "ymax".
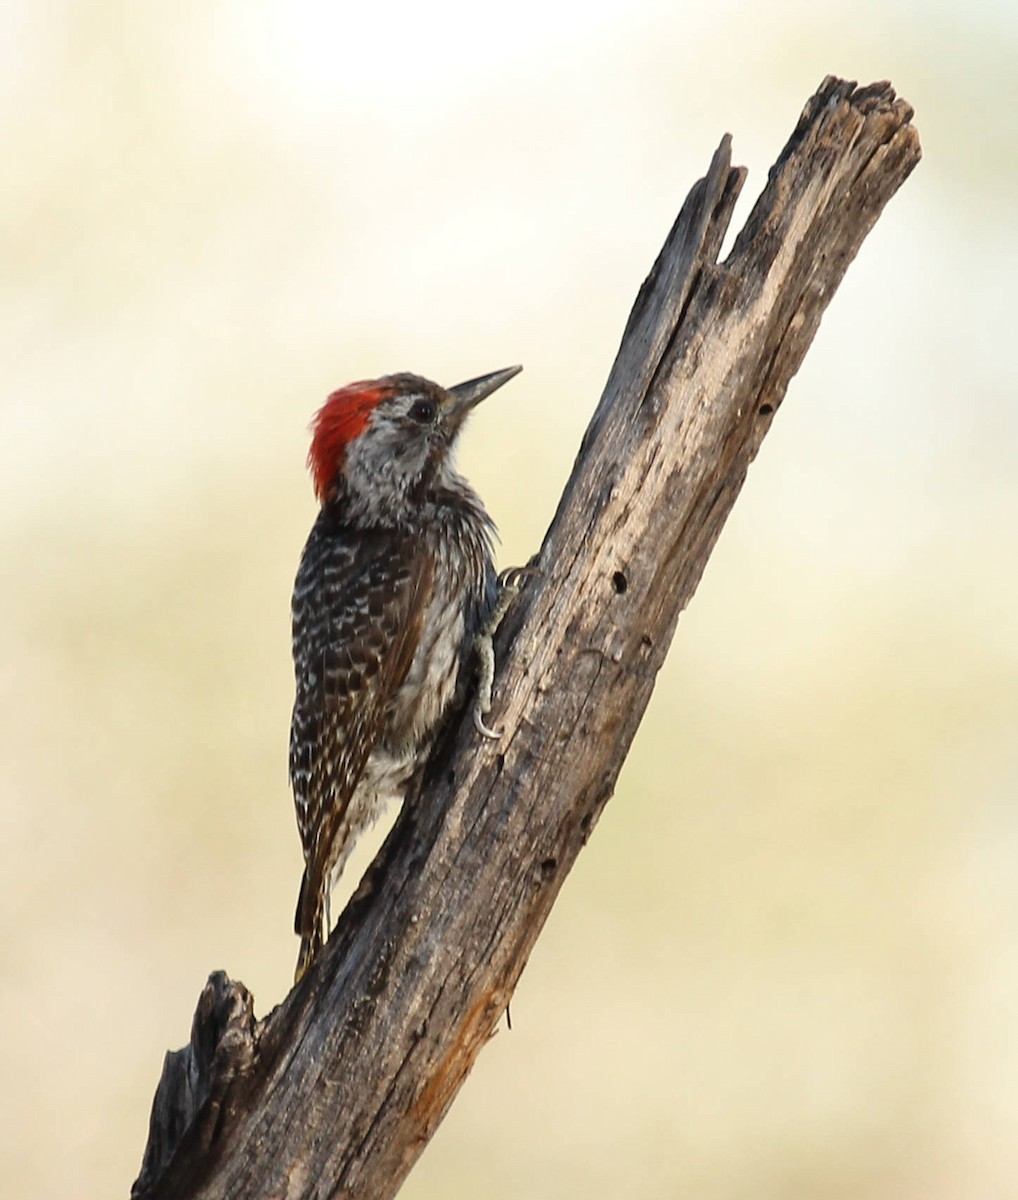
[{"xmin": 133, "ymin": 77, "xmax": 921, "ymax": 1200}]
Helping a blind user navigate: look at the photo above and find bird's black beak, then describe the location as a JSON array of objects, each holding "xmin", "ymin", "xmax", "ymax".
[{"xmin": 446, "ymin": 365, "xmax": 522, "ymax": 418}]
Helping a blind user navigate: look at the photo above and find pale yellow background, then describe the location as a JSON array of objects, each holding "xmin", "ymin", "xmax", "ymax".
[{"xmin": 2, "ymin": 2, "xmax": 1016, "ymax": 1197}]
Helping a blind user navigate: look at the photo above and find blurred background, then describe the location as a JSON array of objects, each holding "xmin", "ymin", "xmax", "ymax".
[{"xmin": 2, "ymin": 1, "xmax": 1016, "ymax": 1197}]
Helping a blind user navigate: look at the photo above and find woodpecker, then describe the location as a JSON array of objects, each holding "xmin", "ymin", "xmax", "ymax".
[{"xmin": 289, "ymin": 365, "xmax": 521, "ymax": 981}]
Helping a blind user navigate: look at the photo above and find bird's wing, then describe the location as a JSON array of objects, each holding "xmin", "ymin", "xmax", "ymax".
[{"xmin": 290, "ymin": 523, "xmax": 434, "ymax": 940}]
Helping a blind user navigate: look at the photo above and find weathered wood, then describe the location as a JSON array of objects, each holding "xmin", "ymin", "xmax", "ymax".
[
  {"xmin": 133, "ymin": 974, "xmax": 255, "ymax": 1197},
  {"xmin": 133, "ymin": 77, "xmax": 920, "ymax": 1200}
]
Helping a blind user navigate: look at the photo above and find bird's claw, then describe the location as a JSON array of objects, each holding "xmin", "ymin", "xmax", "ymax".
[
  {"xmin": 471, "ymin": 561, "xmax": 540, "ymax": 742},
  {"xmin": 473, "ymin": 706, "xmax": 503, "ymax": 740},
  {"xmin": 497, "ymin": 564, "xmax": 541, "ymax": 592}
]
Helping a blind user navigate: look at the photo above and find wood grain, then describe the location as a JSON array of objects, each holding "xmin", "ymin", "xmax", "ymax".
[{"xmin": 133, "ymin": 77, "xmax": 921, "ymax": 1200}]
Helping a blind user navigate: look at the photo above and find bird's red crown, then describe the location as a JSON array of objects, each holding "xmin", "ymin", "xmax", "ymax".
[{"xmin": 308, "ymin": 381, "xmax": 389, "ymax": 502}]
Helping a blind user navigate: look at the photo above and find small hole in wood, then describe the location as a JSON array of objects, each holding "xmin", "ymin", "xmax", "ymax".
[
  {"xmin": 758, "ymin": 403, "xmax": 774, "ymax": 415},
  {"xmin": 496, "ymin": 753, "xmax": 505, "ymax": 772},
  {"xmin": 612, "ymin": 571, "xmax": 628, "ymax": 594},
  {"xmin": 540, "ymin": 857, "xmax": 557, "ymax": 879}
]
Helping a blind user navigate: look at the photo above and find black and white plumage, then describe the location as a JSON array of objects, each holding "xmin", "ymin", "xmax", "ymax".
[{"xmin": 289, "ymin": 367, "xmax": 520, "ymax": 980}]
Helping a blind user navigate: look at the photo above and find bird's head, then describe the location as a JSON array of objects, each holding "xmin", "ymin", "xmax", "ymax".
[{"xmin": 307, "ymin": 366, "xmax": 521, "ymax": 516}]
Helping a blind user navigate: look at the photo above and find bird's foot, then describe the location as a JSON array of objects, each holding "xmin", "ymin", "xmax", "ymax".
[{"xmin": 472, "ymin": 565, "xmax": 540, "ymax": 740}]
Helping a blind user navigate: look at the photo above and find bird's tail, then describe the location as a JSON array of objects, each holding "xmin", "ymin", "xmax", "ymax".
[
  {"xmin": 294, "ymin": 867, "xmax": 324, "ymax": 983},
  {"xmin": 294, "ymin": 932, "xmax": 321, "ymax": 984}
]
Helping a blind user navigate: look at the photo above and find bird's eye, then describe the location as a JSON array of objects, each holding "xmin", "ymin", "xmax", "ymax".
[{"xmin": 409, "ymin": 398, "xmax": 438, "ymax": 424}]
